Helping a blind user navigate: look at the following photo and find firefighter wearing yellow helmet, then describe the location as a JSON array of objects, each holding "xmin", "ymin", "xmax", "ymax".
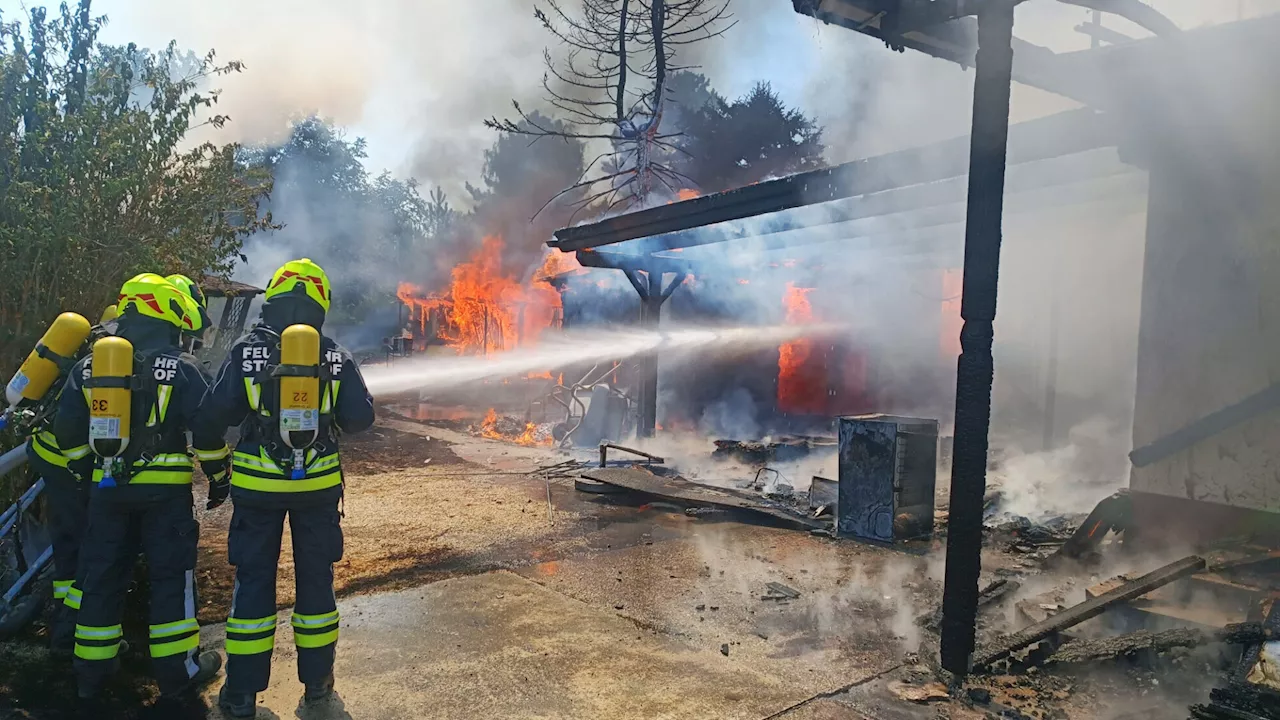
[
  {"xmin": 54, "ymin": 273, "xmax": 230, "ymax": 707},
  {"xmin": 198, "ymin": 259, "xmax": 374, "ymax": 717},
  {"xmin": 165, "ymin": 273, "xmax": 212, "ymax": 354}
]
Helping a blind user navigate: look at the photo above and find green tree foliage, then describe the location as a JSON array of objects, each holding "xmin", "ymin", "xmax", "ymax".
[
  {"xmin": 0, "ymin": 0, "xmax": 273, "ymax": 369},
  {"xmin": 673, "ymin": 78, "xmax": 825, "ymax": 193},
  {"xmin": 424, "ymin": 186, "xmax": 457, "ymax": 241},
  {"xmin": 240, "ymin": 117, "xmax": 438, "ymax": 327}
]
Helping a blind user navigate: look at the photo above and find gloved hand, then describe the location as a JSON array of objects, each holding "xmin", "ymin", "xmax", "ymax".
[{"xmin": 204, "ymin": 461, "xmax": 230, "ymax": 510}]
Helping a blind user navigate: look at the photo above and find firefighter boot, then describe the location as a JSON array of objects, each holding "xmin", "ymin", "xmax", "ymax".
[
  {"xmin": 218, "ymin": 684, "xmax": 257, "ymax": 718},
  {"xmin": 157, "ymin": 650, "xmax": 221, "ymax": 701},
  {"xmin": 304, "ymin": 671, "xmax": 335, "ymax": 703}
]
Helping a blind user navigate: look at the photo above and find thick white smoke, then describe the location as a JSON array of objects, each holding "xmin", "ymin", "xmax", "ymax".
[{"xmin": 74, "ymin": 0, "xmax": 1263, "ymax": 194}]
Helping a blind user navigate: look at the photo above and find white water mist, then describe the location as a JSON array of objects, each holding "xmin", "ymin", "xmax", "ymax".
[{"xmin": 362, "ymin": 322, "xmax": 834, "ymax": 397}]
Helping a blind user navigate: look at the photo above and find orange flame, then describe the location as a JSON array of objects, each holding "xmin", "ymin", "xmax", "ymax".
[
  {"xmin": 478, "ymin": 407, "xmax": 552, "ymax": 446},
  {"xmin": 538, "ymin": 249, "xmax": 585, "ymax": 279},
  {"xmin": 397, "ymin": 236, "xmax": 562, "ymax": 355},
  {"xmin": 677, "ymin": 188, "xmax": 700, "ymax": 201},
  {"xmin": 778, "ymin": 283, "xmax": 825, "ymax": 415},
  {"xmin": 479, "ymin": 408, "xmax": 502, "ymax": 440}
]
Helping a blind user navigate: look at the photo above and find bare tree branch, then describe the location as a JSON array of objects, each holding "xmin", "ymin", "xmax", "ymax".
[{"xmin": 490, "ymin": 0, "xmax": 732, "ymax": 219}]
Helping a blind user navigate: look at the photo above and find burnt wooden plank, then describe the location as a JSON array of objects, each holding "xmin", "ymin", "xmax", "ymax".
[
  {"xmin": 1046, "ymin": 623, "xmax": 1266, "ymax": 666},
  {"xmin": 580, "ymin": 468, "xmax": 827, "ymax": 530},
  {"xmin": 973, "ymin": 555, "xmax": 1207, "ymax": 670}
]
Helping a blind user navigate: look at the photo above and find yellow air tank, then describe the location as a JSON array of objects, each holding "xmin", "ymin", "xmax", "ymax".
[
  {"xmin": 99, "ymin": 304, "xmax": 119, "ymax": 324},
  {"xmin": 278, "ymin": 324, "xmax": 321, "ymax": 479},
  {"xmin": 4, "ymin": 312, "xmax": 92, "ymax": 410},
  {"xmin": 88, "ymin": 336, "xmax": 134, "ymax": 471}
]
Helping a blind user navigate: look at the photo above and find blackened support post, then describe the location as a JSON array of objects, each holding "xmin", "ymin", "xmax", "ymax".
[
  {"xmin": 638, "ymin": 271, "xmax": 663, "ymax": 438},
  {"xmin": 940, "ymin": 0, "xmax": 1017, "ymax": 678},
  {"xmin": 623, "ymin": 269, "xmax": 686, "ymax": 438}
]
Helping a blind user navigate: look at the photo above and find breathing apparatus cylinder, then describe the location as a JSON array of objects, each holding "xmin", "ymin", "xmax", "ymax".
[
  {"xmin": 277, "ymin": 324, "xmax": 321, "ymax": 480},
  {"xmin": 1, "ymin": 313, "xmax": 93, "ymax": 430},
  {"xmin": 99, "ymin": 304, "xmax": 119, "ymax": 324},
  {"xmin": 87, "ymin": 336, "xmax": 134, "ymax": 487}
]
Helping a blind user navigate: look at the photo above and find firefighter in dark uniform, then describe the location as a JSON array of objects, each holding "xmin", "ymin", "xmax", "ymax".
[
  {"xmin": 199, "ymin": 258, "xmax": 374, "ymax": 717},
  {"xmin": 55, "ymin": 273, "xmax": 230, "ymax": 704},
  {"xmin": 28, "ymin": 304, "xmax": 119, "ymax": 652}
]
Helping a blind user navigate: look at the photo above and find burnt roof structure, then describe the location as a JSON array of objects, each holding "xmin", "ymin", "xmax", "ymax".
[
  {"xmin": 548, "ymin": 1, "xmax": 1277, "ymax": 678},
  {"xmin": 549, "ymin": 108, "xmax": 1130, "ymax": 264},
  {"xmin": 200, "ymin": 275, "xmax": 265, "ymax": 298}
]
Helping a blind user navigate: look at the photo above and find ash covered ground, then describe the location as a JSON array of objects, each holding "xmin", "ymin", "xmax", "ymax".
[{"xmin": 0, "ymin": 409, "xmax": 1234, "ymax": 720}]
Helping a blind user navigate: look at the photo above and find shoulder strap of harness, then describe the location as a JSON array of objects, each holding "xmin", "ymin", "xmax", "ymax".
[{"xmin": 124, "ymin": 348, "xmax": 170, "ymax": 465}]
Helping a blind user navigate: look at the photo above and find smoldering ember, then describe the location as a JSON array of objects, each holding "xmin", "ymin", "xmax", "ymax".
[{"xmin": 1, "ymin": 2, "xmax": 1279, "ymax": 719}]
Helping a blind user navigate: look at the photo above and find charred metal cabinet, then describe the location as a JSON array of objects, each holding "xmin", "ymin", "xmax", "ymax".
[{"xmin": 837, "ymin": 415, "xmax": 938, "ymax": 543}]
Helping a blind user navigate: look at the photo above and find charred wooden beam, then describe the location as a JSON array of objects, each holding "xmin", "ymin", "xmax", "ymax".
[
  {"xmin": 549, "ymin": 108, "xmax": 1114, "ymax": 253},
  {"xmin": 1046, "ymin": 623, "xmax": 1266, "ymax": 666},
  {"xmin": 643, "ymin": 150, "xmax": 1137, "ymax": 256},
  {"xmin": 940, "ymin": 0, "xmax": 1018, "ymax": 677},
  {"xmin": 972, "ymin": 555, "xmax": 1207, "ymax": 671},
  {"xmin": 576, "ymin": 249, "xmax": 694, "ymax": 275},
  {"xmin": 792, "ymin": 0, "xmax": 1181, "ymax": 105},
  {"xmin": 624, "ymin": 270, "xmax": 686, "ymax": 439}
]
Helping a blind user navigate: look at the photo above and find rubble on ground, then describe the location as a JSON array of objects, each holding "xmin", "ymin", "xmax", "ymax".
[{"xmin": 711, "ymin": 436, "xmax": 834, "ymax": 465}]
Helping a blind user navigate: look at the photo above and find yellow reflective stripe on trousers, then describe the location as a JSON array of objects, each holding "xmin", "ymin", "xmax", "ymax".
[
  {"xmin": 225, "ymin": 636, "xmax": 276, "ymax": 655},
  {"xmin": 294, "ymin": 628, "xmax": 339, "ymax": 649},
  {"xmin": 292, "ymin": 610, "xmax": 339, "ymax": 649},
  {"xmin": 75, "ymin": 641, "xmax": 121, "ymax": 660},
  {"xmin": 64, "ymin": 586, "xmax": 83, "ymax": 609},
  {"xmin": 32, "ymin": 432, "xmax": 70, "ymax": 468},
  {"xmin": 291, "ymin": 610, "xmax": 339, "ymax": 628},
  {"xmin": 75, "ymin": 624, "xmax": 122, "ymax": 639},
  {"xmin": 226, "ymin": 614, "xmax": 278, "ymax": 656},
  {"xmin": 227, "ymin": 615, "xmax": 277, "ymax": 632},
  {"xmin": 149, "ymin": 612, "xmax": 200, "ymax": 660},
  {"xmin": 150, "ymin": 618, "xmax": 199, "ymax": 638},
  {"xmin": 151, "ymin": 633, "xmax": 199, "ymax": 658}
]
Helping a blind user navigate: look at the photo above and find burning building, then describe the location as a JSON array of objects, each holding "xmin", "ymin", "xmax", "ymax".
[
  {"xmin": 396, "ymin": 236, "xmax": 565, "ymax": 355},
  {"xmin": 541, "ymin": 247, "xmax": 960, "ymax": 441}
]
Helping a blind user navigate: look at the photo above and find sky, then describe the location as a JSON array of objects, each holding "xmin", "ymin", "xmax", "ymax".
[{"xmin": 0, "ymin": 0, "xmax": 1267, "ymax": 201}]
